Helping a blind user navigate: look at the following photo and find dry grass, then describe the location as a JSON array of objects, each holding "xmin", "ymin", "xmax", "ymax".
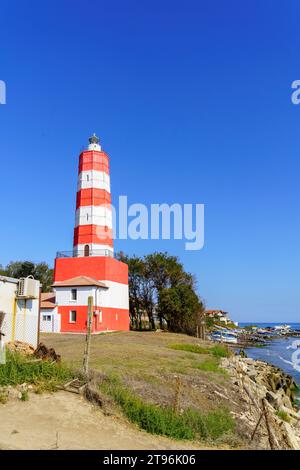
[{"xmin": 41, "ymin": 331, "xmax": 242, "ymax": 417}]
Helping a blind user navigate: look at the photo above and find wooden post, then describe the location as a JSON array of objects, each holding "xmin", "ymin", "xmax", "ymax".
[
  {"xmin": 173, "ymin": 376, "xmax": 181, "ymax": 413},
  {"xmin": 82, "ymin": 296, "xmax": 93, "ymax": 375}
]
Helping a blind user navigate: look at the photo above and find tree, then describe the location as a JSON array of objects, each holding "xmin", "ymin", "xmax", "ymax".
[
  {"xmin": 1, "ymin": 261, "xmax": 53, "ymax": 292},
  {"xmin": 118, "ymin": 251, "xmax": 205, "ymax": 335},
  {"xmin": 158, "ymin": 284, "xmax": 205, "ymax": 335}
]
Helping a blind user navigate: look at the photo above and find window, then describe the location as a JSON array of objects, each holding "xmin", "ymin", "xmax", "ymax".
[
  {"xmin": 71, "ymin": 289, "xmax": 77, "ymax": 300},
  {"xmin": 69, "ymin": 310, "xmax": 77, "ymax": 323},
  {"xmin": 84, "ymin": 244, "xmax": 90, "ymax": 257},
  {"xmin": 115, "ymin": 313, "xmax": 118, "ymax": 321},
  {"xmin": 43, "ymin": 315, "xmax": 51, "ymax": 321}
]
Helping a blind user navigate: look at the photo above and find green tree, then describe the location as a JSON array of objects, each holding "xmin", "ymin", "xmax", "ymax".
[
  {"xmin": 158, "ymin": 284, "xmax": 204, "ymax": 335},
  {"xmin": 2, "ymin": 261, "xmax": 53, "ymax": 292},
  {"xmin": 118, "ymin": 251, "xmax": 204, "ymax": 335}
]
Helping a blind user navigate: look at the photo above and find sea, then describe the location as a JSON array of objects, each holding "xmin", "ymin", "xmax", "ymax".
[{"xmin": 239, "ymin": 323, "xmax": 300, "ymax": 390}]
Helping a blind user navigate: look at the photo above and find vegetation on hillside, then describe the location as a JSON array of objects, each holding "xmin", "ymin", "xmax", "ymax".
[{"xmin": 100, "ymin": 375, "xmax": 235, "ymax": 441}]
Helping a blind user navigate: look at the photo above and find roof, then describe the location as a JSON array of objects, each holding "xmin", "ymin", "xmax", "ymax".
[
  {"xmin": 41, "ymin": 292, "xmax": 57, "ymax": 309},
  {"xmin": 0, "ymin": 275, "xmax": 19, "ymax": 284},
  {"xmin": 205, "ymin": 310, "xmax": 228, "ymax": 316},
  {"xmin": 52, "ymin": 276, "xmax": 108, "ymax": 288}
]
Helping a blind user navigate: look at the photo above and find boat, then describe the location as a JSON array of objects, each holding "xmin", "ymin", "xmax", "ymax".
[
  {"xmin": 274, "ymin": 324, "xmax": 291, "ymax": 331},
  {"xmin": 209, "ymin": 332, "xmax": 238, "ymax": 344}
]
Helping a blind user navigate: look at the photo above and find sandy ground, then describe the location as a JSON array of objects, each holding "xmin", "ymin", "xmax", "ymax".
[{"xmin": 0, "ymin": 391, "xmax": 203, "ymax": 450}]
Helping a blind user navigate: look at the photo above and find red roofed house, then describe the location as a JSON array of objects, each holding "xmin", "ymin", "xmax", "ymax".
[{"xmin": 50, "ymin": 134, "xmax": 130, "ymax": 334}]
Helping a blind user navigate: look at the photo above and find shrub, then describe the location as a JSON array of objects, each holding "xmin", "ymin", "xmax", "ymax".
[
  {"xmin": 210, "ymin": 345, "xmax": 230, "ymax": 358},
  {"xmin": 194, "ymin": 357, "xmax": 226, "ymax": 374}
]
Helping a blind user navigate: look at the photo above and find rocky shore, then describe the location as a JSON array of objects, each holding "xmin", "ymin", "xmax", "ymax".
[{"xmin": 222, "ymin": 355, "xmax": 300, "ymax": 449}]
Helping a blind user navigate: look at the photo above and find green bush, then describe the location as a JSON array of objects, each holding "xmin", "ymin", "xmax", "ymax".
[
  {"xmin": 210, "ymin": 345, "xmax": 230, "ymax": 358},
  {"xmin": 100, "ymin": 377, "xmax": 235, "ymax": 441},
  {"xmin": 0, "ymin": 351, "xmax": 73, "ymax": 390},
  {"xmin": 194, "ymin": 357, "xmax": 227, "ymax": 374}
]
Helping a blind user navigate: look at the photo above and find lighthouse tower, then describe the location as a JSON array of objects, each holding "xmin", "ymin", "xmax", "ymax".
[
  {"xmin": 74, "ymin": 134, "xmax": 113, "ymax": 258},
  {"xmin": 52, "ymin": 135, "xmax": 129, "ymax": 334}
]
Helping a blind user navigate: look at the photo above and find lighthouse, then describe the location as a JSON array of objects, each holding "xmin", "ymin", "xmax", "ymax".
[
  {"xmin": 74, "ymin": 133, "xmax": 113, "ymax": 258},
  {"xmin": 51, "ymin": 135, "xmax": 130, "ymax": 334}
]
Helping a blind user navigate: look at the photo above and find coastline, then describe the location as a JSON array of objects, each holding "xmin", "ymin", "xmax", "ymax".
[{"xmin": 222, "ymin": 354, "xmax": 300, "ymax": 449}]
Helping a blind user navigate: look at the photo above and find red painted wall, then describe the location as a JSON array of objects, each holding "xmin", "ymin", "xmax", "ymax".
[
  {"xmin": 73, "ymin": 225, "xmax": 113, "ymax": 247},
  {"xmin": 54, "ymin": 256, "xmax": 128, "ymax": 284},
  {"xmin": 58, "ymin": 305, "xmax": 129, "ymax": 333},
  {"xmin": 76, "ymin": 188, "xmax": 111, "ymax": 208}
]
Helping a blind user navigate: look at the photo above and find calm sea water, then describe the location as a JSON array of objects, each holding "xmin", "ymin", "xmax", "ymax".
[{"xmin": 239, "ymin": 323, "xmax": 300, "ymax": 388}]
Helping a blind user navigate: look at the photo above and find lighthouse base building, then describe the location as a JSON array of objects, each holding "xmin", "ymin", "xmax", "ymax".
[
  {"xmin": 40, "ymin": 134, "xmax": 129, "ymax": 334},
  {"xmin": 52, "ymin": 258, "xmax": 129, "ymax": 333}
]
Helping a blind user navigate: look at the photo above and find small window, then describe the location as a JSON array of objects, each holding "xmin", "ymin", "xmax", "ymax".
[
  {"xmin": 99, "ymin": 310, "xmax": 102, "ymax": 323},
  {"xmin": 84, "ymin": 244, "xmax": 90, "ymax": 257},
  {"xmin": 115, "ymin": 313, "xmax": 118, "ymax": 321},
  {"xmin": 87, "ymin": 174, "xmax": 89, "ymax": 181},
  {"xmin": 69, "ymin": 310, "xmax": 77, "ymax": 323},
  {"xmin": 43, "ymin": 315, "xmax": 51, "ymax": 321},
  {"xmin": 71, "ymin": 289, "xmax": 77, "ymax": 300}
]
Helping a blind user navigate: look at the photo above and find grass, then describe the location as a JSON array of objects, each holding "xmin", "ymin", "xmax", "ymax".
[
  {"xmin": 100, "ymin": 375, "xmax": 235, "ymax": 441},
  {"xmin": 276, "ymin": 409, "xmax": 291, "ymax": 423},
  {"xmin": 169, "ymin": 343, "xmax": 230, "ymax": 358},
  {"xmin": 194, "ymin": 357, "xmax": 227, "ymax": 374},
  {"xmin": 0, "ymin": 351, "xmax": 73, "ymax": 391}
]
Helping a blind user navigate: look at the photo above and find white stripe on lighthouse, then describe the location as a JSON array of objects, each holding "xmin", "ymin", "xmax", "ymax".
[
  {"xmin": 77, "ymin": 170, "xmax": 111, "ymax": 192},
  {"xmin": 75, "ymin": 205, "xmax": 113, "ymax": 228}
]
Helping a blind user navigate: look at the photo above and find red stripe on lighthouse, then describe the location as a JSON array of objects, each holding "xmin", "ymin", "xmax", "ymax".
[
  {"xmin": 73, "ymin": 225, "xmax": 114, "ymax": 247},
  {"xmin": 79, "ymin": 150, "xmax": 110, "ymax": 174},
  {"xmin": 76, "ymin": 188, "xmax": 111, "ymax": 208}
]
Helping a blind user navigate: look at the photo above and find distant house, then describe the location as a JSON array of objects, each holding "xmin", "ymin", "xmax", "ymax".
[
  {"xmin": 40, "ymin": 293, "xmax": 60, "ymax": 333},
  {"xmin": 205, "ymin": 310, "xmax": 230, "ymax": 324}
]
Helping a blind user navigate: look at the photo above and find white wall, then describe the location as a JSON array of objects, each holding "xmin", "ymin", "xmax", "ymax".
[
  {"xmin": 54, "ymin": 286, "xmax": 97, "ymax": 306},
  {"xmin": 0, "ymin": 277, "xmax": 40, "ymax": 348},
  {"xmin": 54, "ymin": 282, "xmax": 129, "ymax": 310},
  {"xmin": 98, "ymin": 281, "xmax": 129, "ymax": 310},
  {"xmin": 40, "ymin": 308, "xmax": 61, "ymax": 333}
]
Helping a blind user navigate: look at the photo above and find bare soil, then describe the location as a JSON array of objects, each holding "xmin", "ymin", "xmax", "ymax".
[{"xmin": 0, "ymin": 391, "xmax": 204, "ymax": 450}]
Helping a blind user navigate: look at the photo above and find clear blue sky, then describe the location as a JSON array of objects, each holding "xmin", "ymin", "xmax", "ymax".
[{"xmin": 1, "ymin": 0, "xmax": 300, "ymax": 322}]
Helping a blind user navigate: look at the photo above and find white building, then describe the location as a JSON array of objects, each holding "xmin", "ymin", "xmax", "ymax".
[
  {"xmin": 0, "ymin": 275, "xmax": 40, "ymax": 348},
  {"xmin": 40, "ymin": 293, "xmax": 61, "ymax": 333}
]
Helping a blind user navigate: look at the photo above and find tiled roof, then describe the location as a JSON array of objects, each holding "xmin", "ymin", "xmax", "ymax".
[{"xmin": 52, "ymin": 276, "xmax": 108, "ymax": 288}]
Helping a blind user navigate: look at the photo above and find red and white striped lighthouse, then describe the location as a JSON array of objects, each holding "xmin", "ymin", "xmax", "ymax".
[
  {"xmin": 74, "ymin": 133, "xmax": 113, "ymax": 257},
  {"xmin": 52, "ymin": 135, "xmax": 130, "ymax": 334}
]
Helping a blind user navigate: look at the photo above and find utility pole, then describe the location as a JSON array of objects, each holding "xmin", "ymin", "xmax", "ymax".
[{"xmin": 83, "ymin": 296, "xmax": 93, "ymax": 375}]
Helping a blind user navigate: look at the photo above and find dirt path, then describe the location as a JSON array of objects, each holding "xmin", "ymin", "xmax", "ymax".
[{"xmin": 0, "ymin": 391, "xmax": 203, "ymax": 450}]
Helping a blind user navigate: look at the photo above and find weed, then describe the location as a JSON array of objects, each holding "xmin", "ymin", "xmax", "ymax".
[
  {"xmin": 100, "ymin": 376, "xmax": 235, "ymax": 441},
  {"xmin": 276, "ymin": 409, "xmax": 291, "ymax": 423}
]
